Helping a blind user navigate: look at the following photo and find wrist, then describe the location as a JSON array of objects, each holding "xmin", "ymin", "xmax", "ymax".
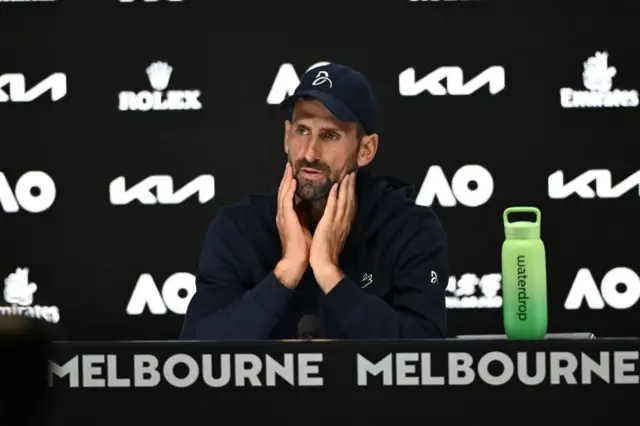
[
  {"xmin": 311, "ymin": 264, "xmax": 344, "ymax": 293},
  {"xmin": 275, "ymin": 259, "xmax": 307, "ymax": 289}
]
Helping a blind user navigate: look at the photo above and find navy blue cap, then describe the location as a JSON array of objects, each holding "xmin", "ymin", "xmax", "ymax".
[{"xmin": 280, "ymin": 63, "xmax": 378, "ymax": 135}]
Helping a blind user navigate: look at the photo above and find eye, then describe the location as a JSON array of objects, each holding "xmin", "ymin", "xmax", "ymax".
[
  {"xmin": 295, "ymin": 127, "xmax": 309, "ymax": 135},
  {"xmin": 324, "ymin": 132, "xmax": 339, "ymax": 141}
]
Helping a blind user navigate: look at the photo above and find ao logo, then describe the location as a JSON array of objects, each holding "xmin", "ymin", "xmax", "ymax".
[
  {"xmin": 0, "ymin": 171, "xmax": 56, "ymax": 213},
  {"xmin": 564, "ymin": 267, "xmax": 640, "ymax": 310},
  {"xmin": 266, "ymin": 62, "xmax": 330, "ymax": 104},
  {"xmin": 126, "ymin": 273, "xmax": 196, "ymax": 315},
  {"xmin": 415, "ymin": 165, "xmax": 493, "ymax": 207}
]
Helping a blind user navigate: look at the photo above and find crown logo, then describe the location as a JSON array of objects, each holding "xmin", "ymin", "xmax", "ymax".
[{"xmin": 146, "ymin": 61, "xmax": 173, "ymax": 91}]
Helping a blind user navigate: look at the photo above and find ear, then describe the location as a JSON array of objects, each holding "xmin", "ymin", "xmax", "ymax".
[
  {"xmin": 284, "ymin": 120, "xmax": 291, "ymax": 154},
  {"xmin": 357, "ymin": 133, "xmax": 379, "ymax": 167}
]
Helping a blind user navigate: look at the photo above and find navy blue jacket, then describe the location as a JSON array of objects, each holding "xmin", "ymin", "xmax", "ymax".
[{"xmin": 179, "ymin": 167, "xmax": 448, "ymax": 340}]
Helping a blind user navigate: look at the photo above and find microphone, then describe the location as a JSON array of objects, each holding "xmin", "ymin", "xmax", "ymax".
[{"xmin": 297, "ymin": 314, "xmax": 324, "ymax": 340}]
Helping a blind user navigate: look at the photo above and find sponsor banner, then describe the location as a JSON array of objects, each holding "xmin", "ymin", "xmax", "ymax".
[
  {"xmin": 51, "ymin": 348, "xmax": 640, "ymax": 388},
  {"xmin": 45, "ymin": 340, "xmax": 640, "ymax": 424},
  {"xmin": 118, "ymin": 62, "xmax": 202, "ymax": 111},
  {"xmin": 560, "ymin": 52, "xmax": 639, "ymax": 108},
  {"xmin": 0, "ymin": 73, "xmax": 66, "ymax": 102},
  {"xmin": 1, "ymin": 0, "xmax": 638, "ymax": 341},
  {"xmin": 50, "ymin": 341, "xmax": 640, "ymax": 389},
  {"xmin": 2, "ymin": 268, "xmax": 60, "ymax": 323}
]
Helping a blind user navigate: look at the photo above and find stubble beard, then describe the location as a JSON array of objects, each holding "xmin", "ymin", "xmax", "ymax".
[
  {"xmin": 295, "ymin": 174, "xmax": 334, "ymax": 202},
  {"xmin": 290, "ymin": 147, "xmax": 360, "ymax": 203}
]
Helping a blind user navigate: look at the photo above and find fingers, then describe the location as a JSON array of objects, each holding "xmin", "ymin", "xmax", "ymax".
[
  {"xmin": 334, "ymin": 173, "xmax": 350, "ymax": 224},
  {"xmin": 344, "ymin": 172, "xmax": 356, "ymax": 222},
  {"xmin": 323, "ymin": 182, "xmax": 339, "ymax": 222},
  {"xmin": 283, "ymin": 171, "xmax": 301, "ymax": 225},
  {"xmin": 278, "ymin": 163, "xmax": 292, "ymax": 218},
  {"xmin": 278, "ymin": 163, "xmax": 290, "ymax": 198},
  {"xmin": 285, "ymin": 178, "xmax": 297, "ymax": 216}
]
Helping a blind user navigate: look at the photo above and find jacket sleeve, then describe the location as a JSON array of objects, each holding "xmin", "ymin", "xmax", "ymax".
[
  {"xmin": 179, "ymin": 209, "xmax": 293, "ymax": 340},
  {"xmin": 323, "ymin": 214, "xmax": 448, "ymax": 339}
]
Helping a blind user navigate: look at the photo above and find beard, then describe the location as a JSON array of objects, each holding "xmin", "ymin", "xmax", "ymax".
[{"xmin": 292, "ymin": 156, "xmax": 358, "ymax": 202}]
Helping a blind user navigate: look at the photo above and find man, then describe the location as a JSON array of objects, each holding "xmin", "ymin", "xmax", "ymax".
[{"xmin": 179, "ymin": 63, "xmax": 447, "ymax": 340}]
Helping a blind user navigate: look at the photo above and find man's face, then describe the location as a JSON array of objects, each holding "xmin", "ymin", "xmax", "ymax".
[{"xmin": 284, "ymin": 99, "xmax": 360, "ymax": 202}]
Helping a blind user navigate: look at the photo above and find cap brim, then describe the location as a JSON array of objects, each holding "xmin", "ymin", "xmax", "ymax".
[{"xmin": 280, "ymin": 90, "xmax": 359, "ymax": 123}]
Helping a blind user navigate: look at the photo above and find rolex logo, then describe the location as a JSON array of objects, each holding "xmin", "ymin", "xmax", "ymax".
[{"xmin": 118, "ymin": 61, "xmax": 202, "ymax": 112}]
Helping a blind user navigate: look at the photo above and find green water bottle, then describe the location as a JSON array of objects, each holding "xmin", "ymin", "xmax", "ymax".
[{"xmin": 501, "ymin": 207, "xmax": 548, "ymax": 340}]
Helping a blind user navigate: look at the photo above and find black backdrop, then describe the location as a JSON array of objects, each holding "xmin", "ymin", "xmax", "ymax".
[{"xmin": 0, "ymin": 0, "xmax": 638, "ymax": 340}]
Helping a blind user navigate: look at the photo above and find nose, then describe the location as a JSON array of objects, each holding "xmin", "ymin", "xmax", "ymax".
[{"xmin": 302, "ymin": 135, "xmax": 322, "ymax": 163}]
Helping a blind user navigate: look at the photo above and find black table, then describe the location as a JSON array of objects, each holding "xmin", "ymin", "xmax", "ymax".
[{"xmin": 45, "ymin": 339, "xmax": 639, "ymax": 425}]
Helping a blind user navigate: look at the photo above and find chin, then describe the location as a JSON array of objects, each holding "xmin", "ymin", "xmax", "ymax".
[
  {"xmin": 297, "ymin": 191, "xmax": 323, "ymax": 202},
  {"xmin": 297, "ymin": 186, "xmax": 329, "ymax": 202}
]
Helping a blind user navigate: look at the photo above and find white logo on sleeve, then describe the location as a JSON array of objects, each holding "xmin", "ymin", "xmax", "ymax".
[
  {"xmin": 560, "ymin": 51, "xmax": 638, "ymax": 108},
  {"xmin": 430, "ymin": 271, "xmax": 438, "ymax": 284},
  {"xmin": 1, "ymin": 268, "xmax": 60, "ymax": 323},
  {"xmin": 361, "ymin": 273, "xmax": 373, "ymax": 289},
  {"xmin": 118, "ymin": 61, "xmax": 202, "ymax": 111},
  {"xmin": 312, "ymin": 70, "xmax": 332, "ymax": 88}
]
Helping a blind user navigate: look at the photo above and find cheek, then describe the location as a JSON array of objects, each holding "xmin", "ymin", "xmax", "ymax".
[
  {"xmin": 288, "ymin": 135, "xmax": 307, "ymax": 155},
  {"xmin": 325, "ymin": 153, "xmax": 351, "ymax": 176},
  {"xmin": 289, "ymin": 144, "xmax": 304, "ymax": 165},
  {"xmin": 330, "ymin": 151, "xmax": 358, "ymax": 178},
  {"xmin": 285, "ymin": 137, "xmax": 299, "ymax": 160}
]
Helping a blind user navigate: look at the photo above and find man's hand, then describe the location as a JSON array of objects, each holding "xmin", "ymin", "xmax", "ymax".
[
  {"xmin": 310, "ymin": 172, "xmax": 357, "ymax": 293},
  {"xmin": 275, "ymin": 163, "xmax": 312, "ymax": 289}
]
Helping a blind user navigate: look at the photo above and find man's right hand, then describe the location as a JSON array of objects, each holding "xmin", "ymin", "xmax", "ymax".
[{"xmin": 275, "ymin": 162, "xmax": 312, "ymax": 289}]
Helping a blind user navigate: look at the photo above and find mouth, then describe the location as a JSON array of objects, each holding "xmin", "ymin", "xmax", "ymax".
[{"xmin": 299, "ymin": 167, "xmax": 325, "ymax": 180}]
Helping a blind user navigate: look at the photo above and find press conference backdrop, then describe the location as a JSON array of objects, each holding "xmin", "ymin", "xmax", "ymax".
[{"xmin": 0, "ymin": 0, "xmax": 637, "ymax": 341}]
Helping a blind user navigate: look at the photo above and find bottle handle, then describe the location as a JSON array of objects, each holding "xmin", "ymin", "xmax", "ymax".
[{"xmin": 503, "ymin": 206, "xmax": 541, "ymax": 225}]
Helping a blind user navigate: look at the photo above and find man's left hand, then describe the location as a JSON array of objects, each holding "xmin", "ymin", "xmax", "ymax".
[{"xmin": 310, "ymin": 171, "xmax": 357, "ymax": 293}]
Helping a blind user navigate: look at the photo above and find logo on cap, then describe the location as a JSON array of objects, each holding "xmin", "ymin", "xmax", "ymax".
[{"xmin": 312, "ymin": 71, "xmax": 332, "ymax": 88}]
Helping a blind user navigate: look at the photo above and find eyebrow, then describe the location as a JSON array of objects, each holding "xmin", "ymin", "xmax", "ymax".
[{"xmin": 292, "ymin": 113, "xmax": 350, "ymax": 132}]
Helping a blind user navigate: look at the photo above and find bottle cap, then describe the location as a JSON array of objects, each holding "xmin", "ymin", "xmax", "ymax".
[{"xmin": 503, "ymin": 207, "xmax": 541, "ymax": 239}]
